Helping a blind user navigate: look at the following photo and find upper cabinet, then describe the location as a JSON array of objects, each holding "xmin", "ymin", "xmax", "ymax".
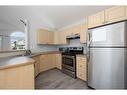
[
  {"xmin": 88, "ymin": 11, "xmax": 105, "ymax": 28},
  {"xmin": 64, "ymin": 24, "xmax": 82, "ymax": 36},
  {"xmin": 37, "ymin": 29, "xmax": 54, "ymax": 44},
  {"xmin": 88, "ymin": 6, "xmax": 127, "ymax": 28},
  {"xmin": 59, "ymin": 31, "xmax": 68, "ymax": 44},
  {"xmin": 80, "ymin": 23, "xmax": 87, "ymax": 43},
  {"xmin": 73, "ymin": 24, "xmax": 82, "ymax": 35},
  {"xmin": 105, "ymin": 6, "xmax": 127, "ymax": 24},
  {"xmin": 37, "ymin": 29, "xmax": 49, "ymax": 44},
  {"xmin": 37, "ymin": 23, "xmax": 88, "ymax": 45},
  {"xmin": 53, "ymin": 31, "xmax": 60, "ymax": 45},
  {"xmin": 48, "ymin": 32, "xmax": 54, "ymax": 44}
]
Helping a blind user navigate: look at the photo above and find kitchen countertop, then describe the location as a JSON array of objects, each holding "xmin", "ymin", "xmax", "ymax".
[
  {"xmin": 30, "ymin": 51, "xmax": 61, "ymax": 57},
  {"xmin": 0, "ymin": 51, "xmax": 61, "ymax": 70},
  {"xmin": 0, "ymin": 56, "xmax": 35, "ymax": 70}
]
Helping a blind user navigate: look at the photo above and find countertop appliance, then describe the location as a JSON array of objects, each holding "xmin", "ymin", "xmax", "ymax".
[
  {"xmin": 88, "ymin": 21, "xmax": 127, "ymax": 89},
  {"xmin": 59, "ymin": 47, "xmax": 84, "ymax": 78}
]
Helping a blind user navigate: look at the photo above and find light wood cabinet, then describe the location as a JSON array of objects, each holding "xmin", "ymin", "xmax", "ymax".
[
  {"xmin": 76, "ymin": 55, "xmax": 87, "ymax": 81},
  {"xmin": 0, "ymin": 64, "xmax": 34, "ymax": 89},
  {"xmin": 64, "ymin": 24, "xmax": 82, "ymax": 36},
  {"xmin": 53, "ymin": 32, "xmax": 61, "ymax": 44},
  {"xmin": 39, "ymin": 54, "xmax": 48, "ymax": 72},
  {"xmin": 39, "ymin": 54, "xmax": 56, "ymax": 72},
  {"xmin": 32, "ymin": 56, "xmax": 40, "ymax": 77},
  {"xmin": 54, "ymin": 54, "xmax": 62, "ymax": 70},
  {"xmin": 80, "ymin": 23, "xmax": 87, "ymax": 43},
  {"xmin": 39, "ymin": 53, "xmax": 62, "ymax": 73},
  {"xmin": 88, "ymin": 6, "xmax": 127, "ymax": 28},
  {"xmin": 37, "ymin": 29, "xmax": 54, "ymax": 44},
  {"xmin": 59, "ymin": 31, "xmax": 68, "ymax": 44},
  {"xmin": 37, "ymin": 29, "xmax": 49, "ymax": 44},
  {"xmin": 48, "ymin": 32, "xmax": 54, "ymax": 44},
  {"xmin": 88, "ymin": 11, "xmax": 105, "ymax": 28},
  {"xmin": 37, "ymin": 28, "xmax": 68, "ymax": 45},
  {"xmin": 65, "ymin": 28, "xmax": 73, "ymax": 36},
  {"xmin": 105, "ymin": 6, "xmax": 127, "ymax": 24},
  {"xmin": 48, "ymin": 54, "xmax": 56, "ymax": 69},
  {"xmin": 73, "ymin": 24, "xmax": 82, "ymax": 35}
]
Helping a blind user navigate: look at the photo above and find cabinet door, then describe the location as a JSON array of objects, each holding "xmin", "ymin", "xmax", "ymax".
[
  {"xmin": 80, "ymin": 23, "xmax": 87, "ymax": 43},
  {"xmin": 65, "ymin": 25, "xmax": 81, "ymax": 36},
  {"xmin": 72, "ymin": 24, "xmax": 81, "ymax": 35},
  {"xmin": 32, "ymin": 56, "xmax": 40, "ymax": 77},
  {"xmin": 66, "ymin": 28, "xmax": 73, "ymax": 36},
  {"xmin": 48, "ymin": 32, "xmax": 54, "ymax": 44},
  {"xmin": 53, "ymin": 32, "xmax": 61, "ymax": 44},
  {"xmin": 55, "ymin": 54, "xmax": 62, "ymax": 70},
  {"xmin": 59, "ymin": 31, "xmax": 68, "ymax": 44},
  {"xmin": 39, "ymin": 55, "xmax": 48, "ymax": 72},
  {"xmin": 76, "ymin": 56, "xmax": 87, "ymax": 81},
  {"xmin": 37, "ymin": 29, "xmax": 49, "ymax": 44},
  {"xmin": 39, "ymin": 54, "xmax": 56, "ymax": 72},
  {"xmin": 105, "ymin": 6, "xmax": 126, "ymax": 24},
  {"xmin": 47, "ymin": 54, "xmax": 56, "ymax": 69},
  {"xmin": 88, "ymin": 11, "xmax": 105, "ymax": 28}
]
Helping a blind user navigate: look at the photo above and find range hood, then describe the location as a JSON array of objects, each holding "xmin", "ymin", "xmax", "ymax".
[{"xmin": 66, "ymin": 34, "xmax": 80, "ymax": 39}]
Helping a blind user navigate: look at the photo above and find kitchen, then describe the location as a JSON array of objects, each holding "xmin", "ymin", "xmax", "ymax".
[{"xmin": 0, "ymin": 6, "xmax": 127, "ymax": 89}]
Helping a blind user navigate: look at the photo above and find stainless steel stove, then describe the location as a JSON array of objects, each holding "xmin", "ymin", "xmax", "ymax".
[{"xmin": 59, "ymin": 47, "xmax": 84, "ymax": 78}]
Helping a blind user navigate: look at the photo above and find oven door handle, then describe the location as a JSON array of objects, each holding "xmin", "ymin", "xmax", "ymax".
[{"xmin": 62, "ymin": 55, "xmax": 75, "ymax": 58}]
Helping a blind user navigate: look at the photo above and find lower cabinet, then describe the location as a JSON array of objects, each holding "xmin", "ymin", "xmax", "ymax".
[
  {"xmin": 0, "ymin": 64, "xmax": 34, "ymax": 89},
  {"xmin": 54, "ymin": 54, "xmax": 62, "ymax": 70},
  {"xmin": 39, "ymin": 54, "xmax": 54, "ymax": 72},
  {"xmin": 76, "ymin": 55, "xmax": 87, "ymax": 81},
  {"xmin": 32, "ymin": 55, "xmax": 40, "ymax": 77},
  {"xmin": 39, "ymin": 53, "xmax": 62, "ymax": 73}
]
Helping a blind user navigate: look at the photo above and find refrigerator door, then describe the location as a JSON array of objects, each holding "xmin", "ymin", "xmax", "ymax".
[
  {"xmin": 88, "ymin": 48, "xmax": 127, "ymax": 89},
  {"xmin": 88, "ymin": 21, "xmax": 127, "ymax": 47}
]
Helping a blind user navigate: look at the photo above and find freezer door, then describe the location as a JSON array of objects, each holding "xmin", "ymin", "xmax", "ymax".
[
  {"xmin": 88, "ymin": 48, "xmax": 127, "ymax": 89},
  {"xmin": 89, "ymin": 21, "xmax": 127, "ymax": 47}
]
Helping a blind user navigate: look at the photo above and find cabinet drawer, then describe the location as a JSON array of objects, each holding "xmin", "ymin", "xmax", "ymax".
[{"xmin": 77, "ymin": 57, "xmax": 86, "ymax": 61}]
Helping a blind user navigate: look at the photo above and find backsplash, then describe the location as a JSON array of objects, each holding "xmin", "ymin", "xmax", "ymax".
[
  {"xmin": 30, "ymin": 45, "xmax": 57, "ymax": 53},
  {"xmin": 57, "ymin": 38, "xmax": 87, "ymax": 54}
]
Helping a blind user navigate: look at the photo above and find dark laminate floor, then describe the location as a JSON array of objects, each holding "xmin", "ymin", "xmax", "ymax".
[{"xmin": 35, "ymin": 69, "xmax": 91, "ymax": 89}]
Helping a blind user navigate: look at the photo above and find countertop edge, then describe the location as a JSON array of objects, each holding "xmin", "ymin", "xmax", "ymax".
[
  {"xmin": 0, "ymin": 58, "xmax": 35, "ymax": 70},
  {"xmin": 31, "ymin": 51, "xmax": 62, "ymax": 57}
]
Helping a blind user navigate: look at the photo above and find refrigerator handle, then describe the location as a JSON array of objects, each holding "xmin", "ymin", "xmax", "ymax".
[
  {"xmin": 86, "ymin": 32, "xmax": 92, "ymax": 61},
  {"xmin": 87, "ymin": 32, "xmax": 92, "ymax": 48}
]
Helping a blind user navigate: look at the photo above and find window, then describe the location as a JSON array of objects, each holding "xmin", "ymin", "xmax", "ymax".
[{"xmin": 10, "ymin": 32, "xmax": 25, "ymax": 50}]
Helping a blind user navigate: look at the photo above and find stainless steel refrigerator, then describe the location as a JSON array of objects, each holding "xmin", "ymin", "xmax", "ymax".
[{"xmin": 87, "ymin": 21, "xmax": 127, "ymax": 89}]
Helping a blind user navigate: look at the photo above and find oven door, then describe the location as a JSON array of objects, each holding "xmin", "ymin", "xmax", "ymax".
[{"xmin": 62, "ymin": 55, "xmax": 76, "ymax": 71}]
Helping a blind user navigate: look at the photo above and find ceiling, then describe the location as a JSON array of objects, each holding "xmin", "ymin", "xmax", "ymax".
[{"xmin": 0, "ymin": 6, "xmax": 112, "ymax": 31}]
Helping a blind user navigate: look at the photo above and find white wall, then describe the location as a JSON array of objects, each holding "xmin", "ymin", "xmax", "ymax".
[
  {"xmin": 0, "ymin": 7, "xmax": 57, "ymax": 53},
  {"xmin": 0, "ymin": 6, "xmax": 94, "ymax": 53}
]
